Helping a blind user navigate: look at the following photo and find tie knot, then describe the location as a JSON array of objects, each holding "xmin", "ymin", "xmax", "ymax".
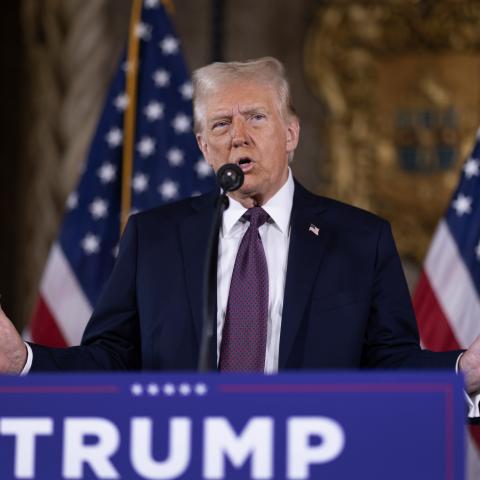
[{"xmin": 244, "ymin": 207, "xmax": 269, "ymax": 229}]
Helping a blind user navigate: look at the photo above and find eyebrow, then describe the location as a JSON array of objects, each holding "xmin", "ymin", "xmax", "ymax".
[
  {"xmin": 240, "ymin": 105, "xmax": 268, "ymax": 115},
  {"xmin": 208, "ymin": 111, "xmax": 231, "ymax": 122},
  {"xmin": 208, "ymin": 105, "xmax": 269, "ymax": 122}
]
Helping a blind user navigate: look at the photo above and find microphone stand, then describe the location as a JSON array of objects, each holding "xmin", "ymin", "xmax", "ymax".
[
  {"xmin": 198, "ymin": 191, "xmax": 229, "ymax": 372},
  {"xmin": 198, "ymin": 163, "xmax": 243, "ymax": 372}
]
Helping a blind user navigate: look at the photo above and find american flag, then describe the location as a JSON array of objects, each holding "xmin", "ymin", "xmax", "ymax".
[
  {"xmin": 413, "ymin": 130, "xmax": 480, "ymax": 479},
  {"xmin": 27, "ymin": 0, "xmax": 215, "ymax": 347}
]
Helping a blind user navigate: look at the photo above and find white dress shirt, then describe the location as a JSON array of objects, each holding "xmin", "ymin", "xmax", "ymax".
[{"xmin": 216, "ymin": 169, "xmax": 294, "ymax": 373}]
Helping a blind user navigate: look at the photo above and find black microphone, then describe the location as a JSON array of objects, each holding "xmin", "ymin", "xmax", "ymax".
[{"xmin": 216, "ymin": 163, "xmax": 244, "ymax": 192}]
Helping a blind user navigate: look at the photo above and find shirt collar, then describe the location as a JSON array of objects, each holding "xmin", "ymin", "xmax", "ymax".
[{"xmin": 222, "ymin": 168, "xmax": 294, "ymax": 236}]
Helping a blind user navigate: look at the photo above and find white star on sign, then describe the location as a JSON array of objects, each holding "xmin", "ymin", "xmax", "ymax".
[
  {"xmin": 145, "ymin": 0, "xmax": 160, "ymax": 7},
  {"xmin": 131, "ymin": 383, "xmax": 143, "ymax": 396},
  {"xmin": 159, "ymin": 35, "xmax": 179, "ymax": 55},
  {"xmin": 113, "ymin": 93, "xmax": 129, "ymax": 111},
  {"xmin": 158, "ymin": 179, "xmax": 179, "ymax": 200},
  {"xmin": 147, "ymin": 383, "xmax": 160, "ymax": 396},
  {"xmin": 194, "ymin": 158, "xmax": 213, "ymax": 178},
  {"xmin": 132, "ymin": 173, "xmax": 149, "ymax": 193},
  {"xmin": 81, "ymin": 233, "xmax": 100, "ymax": 255},
  {"xmin": 66, "ymin": 192, "xmax": 78, "ymax": 210},
  {"xmin": 194, "ymin": 383, "xmax": 208, "ymax": 396},
  {"xmin": 137, "ymin": 136, "xmax": 156, "ymax": 158},
  {"xmin": 179, "ymin": 81, "xmax": 193, "ymax": 100},
  {"xmin": 452, "ymin": 193, "xmax": 472, "ymax": 216},
  {"xmin": 135, "ymin": 22, "xmax": 152, "ymax": 41},
  {"xmin": 464, "ymin": 158, "xmax": 480, "ymax": 179},
  {"xmin": 152, "ymin": 69, "xmax": 170, "ymax": 87},
  {"xmin": 143, "ymin": 101, "xmax": 164, "ymax": 121},
  {"xmin": 166, "ymin": 147, "xmax": 184, "ymax": 166},
  {"xmin": 172, "ymin": 113, "xmax": 191, "ymax": 134},
  {"xmin": 89, "ymin": 198, "xmax": 108, "ymax": 220},
  {"xmin": 163, "ymin": 383, "xmax": 176, "ymax": 396},
  {"xmin": 97, "ymin": 162, "xmax": 116, "ymax": 184},
  {"xmin": 105, "ymin": 127, "xmax": 123, "ymax": 148},
  {"xmin": 178, "ymin": 383, "xmax": 192, "ymax": 396}
]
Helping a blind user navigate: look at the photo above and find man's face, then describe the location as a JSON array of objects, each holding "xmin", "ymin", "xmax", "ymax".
[{"xmin": 196, "ymin": 80, "xmax": 299, "ymax": 206}]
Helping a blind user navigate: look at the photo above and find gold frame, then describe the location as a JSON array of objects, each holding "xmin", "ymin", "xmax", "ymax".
[{"xmin": 304, "ymin": 0, "xmax": 480, "ymax": 262}]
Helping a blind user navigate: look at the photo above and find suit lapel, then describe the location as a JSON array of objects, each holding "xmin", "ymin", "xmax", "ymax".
[
  {"xmin": 179, "ymin": 193, "xmax": 217, "ymax": 355},
  {"xmin": 279, "ymin": 182, "xmax": 330, "ymax": 368}
]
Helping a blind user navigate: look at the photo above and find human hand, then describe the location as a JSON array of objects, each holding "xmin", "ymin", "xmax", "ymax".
[
  {"xmin": 459, "ymin": 336, "xmax": 480, "ymax": 394},
  {"xmin": 0, "ymin": 304, "xmax": 27, "ymax": 374}
]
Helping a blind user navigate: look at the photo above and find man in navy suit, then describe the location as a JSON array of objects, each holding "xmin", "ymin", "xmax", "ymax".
[{"xmin": 1, "ymin": 57, "xmax": 480, "ymax": 402}]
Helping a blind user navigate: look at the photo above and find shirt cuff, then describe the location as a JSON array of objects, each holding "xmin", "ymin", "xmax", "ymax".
[
  {"xmin": 20, "ymin": 342, "xmax": 33, "ymax": 375},
  {"xmin": 456, "ymin": 352, "xmax": 480, "ymax": 418}
]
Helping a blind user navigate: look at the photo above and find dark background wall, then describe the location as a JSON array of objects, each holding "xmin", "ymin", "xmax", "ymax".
[{"xmin": 0, "ymin": 3, "xmax": 24, "ymax": 323}]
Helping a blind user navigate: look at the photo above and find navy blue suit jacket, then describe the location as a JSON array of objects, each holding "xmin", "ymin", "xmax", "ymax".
[{"xmin": 30, "ymin": 181, "xmax": 461, "ymax": 371}]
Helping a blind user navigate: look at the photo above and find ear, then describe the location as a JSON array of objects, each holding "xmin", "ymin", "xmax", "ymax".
[
  {"xmin": 285, "ymin": 117, "xmax": 300, "ymax": 153},
  {"xmin": 196, "ymin": 133, "xmax": 209, "ymax": 159}
]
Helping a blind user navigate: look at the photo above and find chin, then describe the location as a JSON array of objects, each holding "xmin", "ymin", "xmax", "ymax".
[{"xmin": 238, "ymin": 184, "xmax": 258, "ymax": 198}]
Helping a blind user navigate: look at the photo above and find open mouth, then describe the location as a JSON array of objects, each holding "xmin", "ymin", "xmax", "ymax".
[{"xmin": 236, "ymin": 157, "xmax": 254, "ymax": 173}]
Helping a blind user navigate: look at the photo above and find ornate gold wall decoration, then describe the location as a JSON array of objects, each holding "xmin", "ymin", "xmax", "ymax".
[{"xmin": 304, "ymin": 0, "xmax": 480, "ymax": 263}]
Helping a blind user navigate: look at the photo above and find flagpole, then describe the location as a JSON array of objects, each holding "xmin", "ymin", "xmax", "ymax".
[{"xmin": 120, "ymin": 0, "xmax": 143, "ymax": 233}]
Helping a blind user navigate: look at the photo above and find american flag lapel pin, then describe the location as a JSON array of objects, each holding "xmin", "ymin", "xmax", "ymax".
[{"xmin": 309, "ymin": 224, "xmax": 320, "ymax": 236}]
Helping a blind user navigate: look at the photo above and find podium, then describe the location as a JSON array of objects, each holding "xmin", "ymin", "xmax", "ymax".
[{"xmin": 0, "ymin": 372, "xmax": 465, "ymax": 479}]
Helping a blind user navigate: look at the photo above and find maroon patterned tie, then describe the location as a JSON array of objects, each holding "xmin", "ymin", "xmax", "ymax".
[{"xmin": 219, "ymin": 207, "xmax": 270, "ymax": 371}]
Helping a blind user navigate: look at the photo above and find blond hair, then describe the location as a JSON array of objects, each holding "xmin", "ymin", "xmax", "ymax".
[{"xmin": 192, "ymin": 56, "xmax": 297, "ymax": 133}]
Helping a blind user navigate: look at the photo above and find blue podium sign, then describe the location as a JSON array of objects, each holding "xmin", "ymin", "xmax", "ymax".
[{"xmin": 0, "ymin": 372, "xmax": 465, "ymax": 479}]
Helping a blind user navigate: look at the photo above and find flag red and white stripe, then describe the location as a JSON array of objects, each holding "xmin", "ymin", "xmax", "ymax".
[
  {"xmin": 28, "ymin": 243, "xmax": 92, "ymax": 347},
  {"xmin": 414, "ymin": 131, "xmax": 480, "ymax": 479}
]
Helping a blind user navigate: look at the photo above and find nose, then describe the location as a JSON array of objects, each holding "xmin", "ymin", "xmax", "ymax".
[{"xmin": 231, "ymin": 117, "xmax": 249, "ymax": 148}]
